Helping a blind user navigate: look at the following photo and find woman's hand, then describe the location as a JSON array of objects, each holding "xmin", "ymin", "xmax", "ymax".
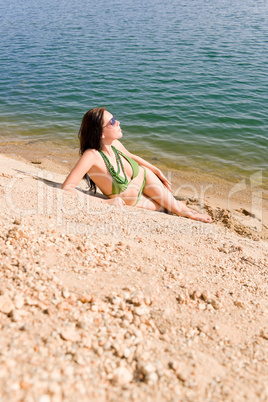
[
  {"xmin": 105, "ymin": 197, "xmax": 126, "ymax": 207},
  {"xmin": 154, "ymin": 169, "xmax": 172, "ymax": 192}
]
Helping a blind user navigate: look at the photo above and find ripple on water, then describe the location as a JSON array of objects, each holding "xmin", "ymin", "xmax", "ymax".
[{"xmin": 0, "ymin": 0, "xmax": 267, "ymax": 186}]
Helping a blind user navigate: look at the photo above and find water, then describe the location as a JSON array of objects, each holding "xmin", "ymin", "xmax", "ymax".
[{"xmin": 0, "ymin": 0, "xmax": 267, "ymax": 185}]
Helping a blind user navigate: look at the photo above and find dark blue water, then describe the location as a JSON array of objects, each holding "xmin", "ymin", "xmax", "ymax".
[{"xmin": 0, "ymin": 0, "xmax": 267, "ymax": 183}]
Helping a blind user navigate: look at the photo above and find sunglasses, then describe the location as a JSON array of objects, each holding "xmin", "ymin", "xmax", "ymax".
[{"xmin": 103, "ymin": 116, "xmax": 116, "ymax": 128}]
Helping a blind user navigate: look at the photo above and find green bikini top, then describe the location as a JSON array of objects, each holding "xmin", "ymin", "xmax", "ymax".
[{"xmin": 99, "ymin": 146, "xmax": 139, "ymax": 196}]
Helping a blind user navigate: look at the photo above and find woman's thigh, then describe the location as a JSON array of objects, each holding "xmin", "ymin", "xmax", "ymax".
[
  {"xmin": 143, "ymin": 167, "xmax": 169, "ymax": 199},
  {"xmin": 142, "ymin": 167, "xmax": 178, "ymax": 212},
  {"xmin": 135, "ymin": 193, "xmax": 163, "ymax": 211}
]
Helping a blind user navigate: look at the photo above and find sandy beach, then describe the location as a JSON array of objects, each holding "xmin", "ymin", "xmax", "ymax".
[{"xmin": 0, "ymin": 149, "xmax": 268, "ymax": 401}]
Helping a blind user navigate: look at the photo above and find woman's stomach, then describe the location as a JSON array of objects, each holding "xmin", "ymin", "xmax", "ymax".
[{"xmin": 108, "ymin": 167, "xmax": 145, "ymax": 206}]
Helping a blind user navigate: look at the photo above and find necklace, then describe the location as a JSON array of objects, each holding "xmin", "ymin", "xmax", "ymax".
[{"xmin": 99, "ymin": 146, "xmax": 128, "ymax": 184}]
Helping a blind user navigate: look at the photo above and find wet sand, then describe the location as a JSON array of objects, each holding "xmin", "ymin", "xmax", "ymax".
[{"xmin": 1, "ymin": 136, "xmax": 267, "ymax": 234}]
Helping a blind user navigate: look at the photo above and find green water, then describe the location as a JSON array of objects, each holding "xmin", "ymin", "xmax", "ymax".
[{"xmin": 0, "ymin": 0, "xmax": 267, "ymax": 187}]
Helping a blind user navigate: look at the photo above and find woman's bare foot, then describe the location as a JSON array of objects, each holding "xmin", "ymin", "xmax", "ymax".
[{"xmin": 183, "ymin": 208, "xmax": 213, "ymax": 223}]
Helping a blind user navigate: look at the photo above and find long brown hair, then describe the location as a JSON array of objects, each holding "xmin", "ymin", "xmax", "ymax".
[{"xmin": 78, "ymin": 107, "xmax": 106, "ymax": 193}]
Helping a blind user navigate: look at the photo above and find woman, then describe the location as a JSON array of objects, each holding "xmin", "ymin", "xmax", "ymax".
[{"xmin": 61, "ymin": 107, "xmax": 212, "ymax": 223}]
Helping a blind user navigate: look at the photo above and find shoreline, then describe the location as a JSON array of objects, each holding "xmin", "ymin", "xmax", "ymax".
[
  {"xmin": 0, "ymin": 136, "xmax": 267, "ymax": 237},
  {"xmin": 1, "ymin": 132, "xmax": 267, "ymax": 188}
]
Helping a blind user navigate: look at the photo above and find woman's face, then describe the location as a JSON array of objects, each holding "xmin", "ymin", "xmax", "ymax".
[{"xmin": 102, "ymin": 111, "xmax": 122, "ymax": 141}]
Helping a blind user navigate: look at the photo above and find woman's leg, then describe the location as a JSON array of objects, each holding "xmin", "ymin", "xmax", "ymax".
[
  {"xmin": 135, "ymin": 193, "xmax": 165, "ymax": 211},
  {"xmin": 142, "ymin": 168, "xmax": 212, "ymax": 223}
]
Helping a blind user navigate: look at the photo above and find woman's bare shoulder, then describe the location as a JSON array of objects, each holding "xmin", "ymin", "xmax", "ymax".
[
  {"xmin": 77, "ymin": 148, "xmax": 101, "ymax": 170},
  {"xmin": 113, "ymin": 140, "xmax": 130, "ymax": 153},
  {"xmin": 81, "ymin": 148, "xmax": 100, "ymax": 161},
  {"xmin": 83, "ymin": 148, "xmax": 99, "ymax": 156}
]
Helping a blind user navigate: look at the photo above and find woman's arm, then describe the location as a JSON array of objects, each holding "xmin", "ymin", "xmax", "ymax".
[
  {"xmin": 61, "ymin": 150, "xmax": 126, "ymax": 207},
  {"xmin": 114, "ymin": 140, "xmax": 172, "ymax": 191},
  {"xmin": 61, "ymin": 150, "xmax": 94, "ymax": 194}
]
